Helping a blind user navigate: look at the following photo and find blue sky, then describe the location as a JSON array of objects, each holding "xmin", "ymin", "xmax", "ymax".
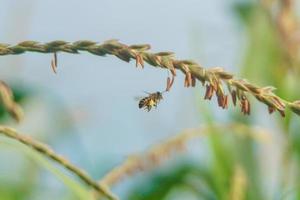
[{"xmin": 0, "ymin": 0, "xmax": 243, "ymax": 197}]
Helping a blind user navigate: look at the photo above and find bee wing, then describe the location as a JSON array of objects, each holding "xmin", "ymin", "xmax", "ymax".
[
  {"xmin": 143, "ymin": 91, "xmax": 152, "ymax": 95},
  {"xmin": 135, "ymin": 91, "xmax": 151, "ymax": 101},
  {"xmin": 134, "ymin": 96, "xmax": 144, "ymax": 101}
]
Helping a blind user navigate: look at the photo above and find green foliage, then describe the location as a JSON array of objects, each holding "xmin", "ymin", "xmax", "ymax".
[
  {"xmin": 125, "ymin": 2, "xmax": 300, "ymax": 199},
  {"xmin": 0, "ymin": 139, "xmax": 92, "ymax": 200},
  {"xmin": 126, "ymin": 164, "xmax": 216, "ymax": 200}
]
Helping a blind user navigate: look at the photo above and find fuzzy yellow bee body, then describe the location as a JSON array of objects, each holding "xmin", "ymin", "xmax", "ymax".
[{"xmin": 138, "ymin": 91, "xmax": 163, "ymax": 111}]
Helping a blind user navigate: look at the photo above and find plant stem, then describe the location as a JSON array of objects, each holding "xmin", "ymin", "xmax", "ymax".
[
  {"xmin": 0, "ymin": 125, "xmax": 117, "ymax": 200},
  {"xmin": 0, "ymin": 40, "xmax": 299, "ymax": 117}
]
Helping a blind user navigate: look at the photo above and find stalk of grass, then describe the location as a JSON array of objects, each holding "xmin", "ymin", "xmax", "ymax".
[
  {"xmin": 0, "ymin": 81, "xmax": 23, "ymax": 122},
  {"xmin": 0, "ymin": 40, "xmax": 299, "ymax": 117},
  {"xmin": 229, "ymin": 165, "xmax": 247, "ymax": 200},
  {"xmin": 261, "ymin": 0, "xmax": 300, "ymax": 70},
  {"xmin": 99, "ymin": 123, "xmax": 270, "ymax": 188},
  {"xmin": 0, "ymin": 125, "xmax": 117, "ymax": 200}
]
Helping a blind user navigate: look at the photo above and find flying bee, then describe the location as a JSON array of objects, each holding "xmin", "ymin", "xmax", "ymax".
[{"xmin": 137, "ymin": 91, "xmax": 164, "ymax": 112}]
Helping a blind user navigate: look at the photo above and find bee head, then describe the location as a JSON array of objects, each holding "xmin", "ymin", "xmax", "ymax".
[{"xmin": 156, "ymin": 91, "xmax": 163, "ymax": 99}]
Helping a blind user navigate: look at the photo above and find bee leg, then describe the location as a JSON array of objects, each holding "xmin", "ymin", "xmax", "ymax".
[{"xmin": 146, "ymin": 105, "xmax": 151, "ymax": 112}]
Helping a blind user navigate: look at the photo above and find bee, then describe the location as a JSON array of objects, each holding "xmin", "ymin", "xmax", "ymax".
[{"xmin": 138, "ymin": 91, "xmax": 163, "ymax": 112}]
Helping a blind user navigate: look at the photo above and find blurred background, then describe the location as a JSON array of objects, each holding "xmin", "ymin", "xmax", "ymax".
[{"xmin": 0, "ymin": 0, "xmax": 300, "ymax": 199}]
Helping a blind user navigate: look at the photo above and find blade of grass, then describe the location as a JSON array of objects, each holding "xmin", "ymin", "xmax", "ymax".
[{"xmin": 0, "ymin": 138, "xmax": 92, "ymax": 200}]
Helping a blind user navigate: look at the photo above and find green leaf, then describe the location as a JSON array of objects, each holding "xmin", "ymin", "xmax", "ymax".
[{"xmin": 0, "ymin": 138, "xmax": 92, "ymax": 200}]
